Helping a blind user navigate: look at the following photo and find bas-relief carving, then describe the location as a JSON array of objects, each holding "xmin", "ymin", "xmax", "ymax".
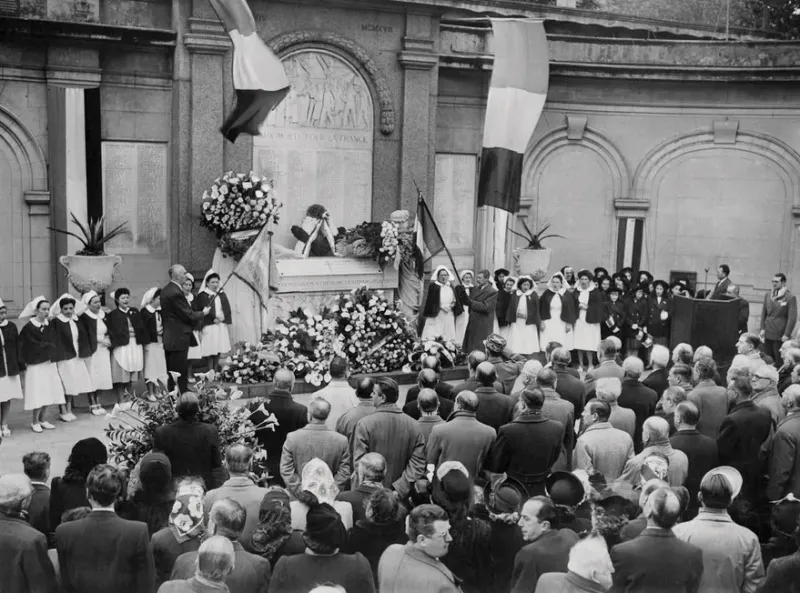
[{"xmin": 253, "ymin": 49, "xmax": 374, "ymax": 250}]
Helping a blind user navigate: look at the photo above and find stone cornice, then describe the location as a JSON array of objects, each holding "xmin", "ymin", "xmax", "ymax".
[
  {"xmin": 184, "ymin": 18, "xmax": 231, "ymax": 54},
  {"xmin": 399, "ymin": 37, "xmax": 437, "ymax": 70},
  {"xmin": 0, "ymin": 17, "xmax": 175, "ymax": 50}
]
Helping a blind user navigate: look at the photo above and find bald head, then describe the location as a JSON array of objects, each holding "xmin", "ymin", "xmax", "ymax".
[
  {"xmin": 643, "ymin": 416, "xmax": 670, "ymax": 444},
  {"xmin": 358, "ymin": 452, "xmax": 387, "ymax": 483},
  {"xmin": 476, "ymin": 361, "xmax": 497, "ymax": 386},
  {"xmin": 623, "ymin": 357, "xmax": 644, "ymax": 380},
  {"xmin": 467, "ymin": 350, "xmax": 487, "ymax": 372},
  {"xmin": 308, "ymin": 397, "xmax": 331, "ymax": 422},
  {"xmin": 418, "ymin": 388, "xmax": 439, "ymax": 413},
  {"xmin": 0, "ymin": 474, "xmax": 33, "ymax": 514},
  {"xmin": 694, "ymin": 345, "xmax": 713, "ymax": 362},
  {"xmin": 456, "ymin": 390, "xmax": 479, "ymax": 413},
  {"xmin": 197, "ymin": 535, "xmax": 235, "ymax": 582},
  {"xmin": 422, "ymin": 356, "xmax": 441, "ymax": 373},
  {"xmin": 551, "ymin": 347, "xmax": 572, "ymax": 367},
  {"xmin": 418, "ymin": 368, "xmax": 438, "ymax": 389},
  {"xmin": 536, "ymin": 368, "xmax": 557, "ymax": 388},
  {"xmin": 647, "ymin": 488, "xmax": 682, "ymax": 529},
  {"xmin": 274, "ymin": 368, "xmax": 295, "ymax": 391}
]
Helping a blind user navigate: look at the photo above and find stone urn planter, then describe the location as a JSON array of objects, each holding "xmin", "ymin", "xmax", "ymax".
[
  {"xmin": 512, "ymin": 247, "xmax": 552, "ymax": 281},
  {"xmin": 59, "ymin": 254, "xmax": 122, "ymax": 294}
]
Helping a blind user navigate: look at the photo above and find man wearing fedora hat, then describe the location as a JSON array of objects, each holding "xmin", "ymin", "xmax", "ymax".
[{"xmin": 546, "ymin": 471, "xmax": 591, "ymax": 535}]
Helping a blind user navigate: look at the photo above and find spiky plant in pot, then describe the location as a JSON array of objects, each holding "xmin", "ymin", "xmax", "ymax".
[{"xmin": 48, "ymin": 213, "xmax": 130, "ymax": 256}]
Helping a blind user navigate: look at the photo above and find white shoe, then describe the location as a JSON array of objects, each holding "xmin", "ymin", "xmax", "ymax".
[
  {"xmin": 68, "ymin": 412, "xmax": 78, "ymax": 421},
  {"xmin": 92, "ymin": 406, "xmax": 107, "ymax": 416},
  {"xmin": 59, "ymin": 414, "xmax": 73, "ymax": 423},
  {"xmin": 1, "ymin": 425, "xmax": 10, "ymax": 437},
  {"xmin": 40, "ymin": 421, "xmax": 55, "ymax": 430},
  {"xmin": 31, "ymin": 423, "xmax": 43, "ymax": 433}
]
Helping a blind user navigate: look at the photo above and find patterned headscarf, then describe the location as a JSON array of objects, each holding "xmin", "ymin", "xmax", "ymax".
[
  {"xmin": 250, "ymin": 488, "xmax": 293, "ymax": 561},
  {"xmin": 169, "ymin": 493, "xmax": 205, "ymax": 543},
  {"xmin": 300, "ymin": 458, "xmax": 339, "ymax": 504}
]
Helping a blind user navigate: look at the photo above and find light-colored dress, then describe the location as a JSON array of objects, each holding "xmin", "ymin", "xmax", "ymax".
[
  {"xmin": 83, "ymin": 312, "xmax": 113, "ymax": 391},
  {"xmin": 573, "ymin": 287, "xmax": 601, "ymax": 351},
  {"xmin": 56, "ymin": 316, "xmax": 93, "ymax": 395},
  {"xmin": 454, "ymin": 286, "xmax": 473, "ymax": 345},
  {"xmin": 0, "ymin": 322, "xmax": 22, "ymax": 403},
  {"xmin": 200, "ymin": 292, "xmax": 232, "ymax": 357},
  {"xmin": 111, "ymin": 314, "xmax": 144, "ymax": 383},
  {"xmin": 507, "ymin": 293, "xmax": 541, "ymax": 354},
  {"xmin": 541, "ymin": 292, "xmax": 574, "ymax": 351},
  {"xmin": 143, "ymin": 306, "xmax": 168, "ymax": 385},
  {"xmin": 23, "ymin": 320, "xmax": 66, "ymax": 410},
  {"xmin": 422, "ymin": 283, "xmax": 457, "ymax": 341}
]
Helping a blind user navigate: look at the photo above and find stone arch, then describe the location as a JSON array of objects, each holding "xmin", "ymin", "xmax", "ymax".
[
  {"xmin": 267, "ymin": 30, "xmax": 395, "ymax": 136},
  {"xmin": 633, "ymin": 129, "xmax": 800, "ymax": 205},
  {"xmin": 0, "ymin": 105, "xmax": 48, "ymax": 192}
]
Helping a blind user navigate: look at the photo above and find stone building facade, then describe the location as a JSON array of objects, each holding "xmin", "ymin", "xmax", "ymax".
[{"xmin": 1, "ymin": 0, "xmax": 799, "ymax": 330}]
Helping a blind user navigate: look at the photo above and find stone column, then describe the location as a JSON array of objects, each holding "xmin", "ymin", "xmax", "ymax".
[
  {"xmin": 183, "ymin": 18, "xmax": 230, "ymax": 273},
  {"xmin": 398, "ymin": 14, "xmax": 438, "ymax": 214}
]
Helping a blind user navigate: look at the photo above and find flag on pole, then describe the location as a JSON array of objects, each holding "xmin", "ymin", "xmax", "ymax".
[
  {"xmin": 230, "ymin": 226, "xmax": 271, "ymax": 309},
  {"xmin": 477, "ymin": 19, "xmax": 549, "ymax": 213},
  {"xmin": 415, "ymin": 197, "xmax": 446, "ymax": 259}
]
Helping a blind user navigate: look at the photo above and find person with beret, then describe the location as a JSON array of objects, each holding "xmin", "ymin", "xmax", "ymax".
[
  {"xmin": 572, "ymin": 270, "xmax": 604, "ymax": 373},
  {"xmin": 637, "ymin": 271, "xmax": 654, "ymax": 291},
  {"xmin": 601, "ymin": 286, "xmax": 625, "ymax": 341},
  {"xmin": 478, "ymin": 473, "xmax": 527, "ymax": 593},
  {"xmin": 546, "ymin": 471, "xmax": 591, "ymax": 535},
  {"xmin": 484, "ymin": 333, "xmax": 526, "ymax": 395},
  {"xmin": 270, "ymin": 501, "xmax": 375, "ymax": 593}
]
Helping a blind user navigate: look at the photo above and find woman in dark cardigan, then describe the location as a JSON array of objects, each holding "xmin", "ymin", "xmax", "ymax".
[
  {"xmin": 194, "ymin": 270, "xmax": 233, "ymax": 371},
  {"xmin": 50, "ymin": 294, "xmax": 93, "ymax": 422},
  {"xmin": 602, "ymin": 286, "xmax": 627, "ymax": 340},
  {"xmin": 505, "ymin": 275, "xmax": 543, "ymax": 356},
  {"xmin": 105, "ymin": 288, "xmax": 148, "ymax": 404},
  {"xmin": 644, "ymin": 279, "xmax": 673, "ymax": 361},
  {"xmin": 49, "ymin": 437, "xmax": 108, "ymax": 532},
  {"xmin": 496, "ymin": 276, "xmax": 517, "ymax": 339},
  {"xmin": 0, "ymin": 297, "xmax": 23, "ymax": 437}
]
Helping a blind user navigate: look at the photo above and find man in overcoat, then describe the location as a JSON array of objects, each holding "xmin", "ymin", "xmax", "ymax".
[{"xmin": 463, "ymin": 269, "xmax": 498, "ymax": 353}]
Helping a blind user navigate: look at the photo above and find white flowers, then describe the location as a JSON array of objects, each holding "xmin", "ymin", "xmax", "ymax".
[{"xmin": 200, "ymin": 170, "xmax": 282, "ymax": 238}]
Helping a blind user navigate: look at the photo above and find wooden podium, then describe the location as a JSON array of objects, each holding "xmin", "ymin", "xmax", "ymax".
[{"xmin": 670, "ymin": 295, "xmax": 740, "ymax": 367}]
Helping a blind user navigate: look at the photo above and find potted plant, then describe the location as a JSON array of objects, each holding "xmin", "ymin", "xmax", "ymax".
[
  {"xmin": 507, "ymin": 220, "xmax": 565, "ymax": 281},
  {"xmin": 49, "ymin": 213, "xmax": 129, "ymax": 294}
]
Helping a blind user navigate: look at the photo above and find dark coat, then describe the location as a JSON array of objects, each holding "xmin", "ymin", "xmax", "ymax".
[
  {"xmin": 153, "ymin": 419, "xmax": 223, "ymax": 491},
  {"xmin": 610, "ymin": 528, "xmax": 704, "ymax": 593},
  {"xmin": 78, "ymin": 313, "xmax": 99, "ymax": 355},
  {"xmin": 463, "ymin": 283, "xmax": 498, "ymax": 353},
  {"xmin": 602, "ymin": 300, "xmax": 626, "ymax": 339},
  {"xmin": 55, "ymin": 511, "xmax": 156, "ymax": 593},
  {"xmin": 343, "ymin": 519, "xmax": 408, "ymax": 585},
  {"xmin": 422, "ymin": 283, "xmax": 464, "ymax": 318},
  {"xmin": 27, "ymin": 482, "xmax": 51, "ymax": 543},
  {"xmin": 0, "ymin": 512, "xmax": 58, "ymax": 593},
  {"xmin": 555, "ymin": 366, "xmax": 587, "ymax": 413},
  {"xmin": 50, "ymin": 316, "xmax": 93, "ymax": 362},
  {"xmin": 618, "ymin": 378, "xmax": 659, "ymax": 453},
  {"xmin": 624, "ymin": 298, "xmax": 648, "ymax": 337},
  {"xmin": 708, "ymin": 277, "xmax": 732, "ymax": 301},
  {"xmin": 511, "ymin": 529, "xmax": 579, "ymax": 593},
  {"xmin": 688, "ymin": 380, "xmax": 730, "ymax": 440},
  {"xmin": 491, "ymin": 412, "xmax": 565, "ymax": 496},
  {"xmin": 572, "ymin": 288, "xmax": 605, "ymax": 324},
  {"xmin": 406, "ymin": 382, "xmax": 455, "ymax": 403},
  {"xmin": 151, "ymin": 527, "xmax": 202, "ymax": 590},
  {"xmin": 497, "ymin": 289, "xmax": 512, "ymax": 328},
  {"xmin": 249, "ymin": 390, "xmax": 308, "ymax": 483},
  {"xmin": 540, "ymin": 290, "xmax": 578, "ymax": 324},
  {"xmin": 270, "ymin": 551, "xmax": 376, "ymax": 593},
  {"xmin": 758, "ymin": 549, "xmax": 800, "ymax": 593},
  {"xmin": 670, "ymin": 429, "xmax": 719, "ymax": 513},
  {"xmin": 402, "ymin": 395, "xmax": 454, "ymax": 421},
  {"xmin": 474, "ymin": 386, "xmax": 516, "ymax": 432},
  {"xmin": 0, "ymin": 322, "xmax": 21, "ymax": 377},
  {"xmin": 160, "ymin": 281, "xmax": 205, "ymax": 352},
  {"xmin": 193, "ymin": 290, "xmax": 233, "ymax": 327},
  {"xmin": 767, "ymin": 413, "xmax": 800, "ymax": 501},
  {"xmin": 18, "ymin": 321, "xmax": 56, "ymax": 367},
  {"xmin": 139, "ymin": 307, "xmax": 161, "ymax": 344},
  {"xmin": 642, "ymin": 368, "xmax": 669, "ymax": 400},
  {"xmin": 106, "ymin": 307, "xmax": 149, "ymax": 349},
  {"xmin": 645, "ymin": 295, "xmax": 672, "ymax": 339},
  {"xmin": 506, "ymin": 291, "xmax": 542, "ymax": 326},
  {"xmin": 486, "ymin": 518, "xmax": 526, "ymax": 593},
  {"xmin": 170, "ymin": 541, "xmax": 271, "ymax": 593},
  {"xmin": 49, "ymin": 477, "xmax": 90, "ymax": 533},
  {"xmin": 717, "ymin": 400, "xmax": 773, "ymax": 502},
  {"xmin": 336, "ymin": 482, "xmax": 382, "ymax": 525}
]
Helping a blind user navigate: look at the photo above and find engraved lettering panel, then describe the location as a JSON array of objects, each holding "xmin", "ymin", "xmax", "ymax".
[{"xmin": 434, "ymin": 154, "xmax": 477, "ymax": 250}]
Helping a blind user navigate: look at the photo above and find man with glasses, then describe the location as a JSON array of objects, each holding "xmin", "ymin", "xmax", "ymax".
[
  {"xmin": 751, "ymin": 365, "xmax": 785, "ymax": 427},
  {"xmin": 761, "ymin": 273, "xmax": 798, "ymax": 365}
]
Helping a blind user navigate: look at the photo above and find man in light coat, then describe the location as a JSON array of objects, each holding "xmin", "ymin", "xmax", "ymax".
[
  {"xmin": 537, "ymin": 368, "xmax": 574, "ymax": 470},
  {"xmin": 281, "ymin": 397, "xmax": 350, "ymax": 495},
  {"xmin": 689, "ymin": 357, "xmax": 730, "ymax": 439},
  {"xmin": 573, "ymin": 399, "xmax": 634, "ymax": 482},
  {"xmin": 311, "ymin": 356, "xmax": 358, "ymax": 430},
  {"xmin": 619, "ymin": 416, "xmax": 688, "ymax": 488},
  {"xmin": 761, "ymin": 273, "xmax": 798, "ymax": 364},
  {"xmin": 767, "ymin": 385, "xmax": 800, "ymax": 500},
  {"xmin": 595, "ymin": 377, "xmax": 635, "ymax": 439}
]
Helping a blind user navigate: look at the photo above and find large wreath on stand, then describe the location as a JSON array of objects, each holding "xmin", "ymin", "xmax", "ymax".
[{"xmin": 200, "ymin": 171, "xmax": 282, "ymax": 260}]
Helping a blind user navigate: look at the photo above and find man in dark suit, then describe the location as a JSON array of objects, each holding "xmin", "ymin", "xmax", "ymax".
[
  {"xmin": 643, "ymin": 344, "xmax": 670, "ymax": 397},
  {"xmin": 544, "ymin": 341, "xmax": 580, "ymax": 378},
  {"xmin": 766, "ymin": 385, "xmax": 800, "ymax": 501},
  {"xmin": 170, "ymin": 498, "xmax": 271, "ymax": 593},
  {"xmin": 474, "ymin": 362, "xmax": 515, "ymax": 432},
  {"xmin": 56, "ymin": 465, "xmax": 155, "ymax": 593},
  {"xmin": 0, "ymin": 474, "xmax": 58, "ymax": 593},
  {"xmin": 404, "ymin": 355, "xmax": 454, "ymax": 404},
  {"xmin": 707, "ymin": 263, "xmax": 732, "ymax": 300},
  {"xmin": 552, "ymin": 347, "xmax": 586, "ymax": 412},
  {"xmin": 463, "ymin": 269, "xmax": 498, "ymax": 353},
  {"xmin": 452, "ymin": 350, "xmax": 505, "ymax": 396},
  {"xmin": 670, "ymin": 401, "xmax": 718, "ymax": 516},
  {"xmin": 249, "ymin": 368, "xmax": 308, "ymax": 486},
  {"xmin": 617, "ymin": 357, "xmax": 659, "ymax": 453},
  {"xmin": 336, "ymin": 453, "xmax": 386, "ymax": 524},
  {"xmin": 491, "ymin": 388, "xmax": 565, "ymax": 496},
  {"xmin": 717, "ymin": 376, "xmax": 773, "ymax": 503},
  {"xmin": 610, "ymin": 487, "xmax": 704, "ymax": 593},
  {"xmin": 22, "ymin": 451, "xmax": 51, "ymax": 543},
  {"xmin": 154, "ymin": 392, "xmax": 224, "ymax": 491},
  {"xmin": 161, "ymin": 264, "xmax": 210, "ymax": 393},
  {"xmin": 402, "ymin": 368, "xmax": 454, "ymax": 421}
]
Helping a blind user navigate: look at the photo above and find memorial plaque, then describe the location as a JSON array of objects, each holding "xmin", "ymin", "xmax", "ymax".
[
  {"xmin": 271, "ymin": 257, "xmax": 398, "ymax": 293},
  {"xmin": 434, "ymin": 154, "xmax": 477, "ymax": 249},
  {"xmin": 253, "ymin": 49, "xmax": 374, "ymax": 250},
  {"xmin": 101, "ymin": 141, "xmax": 168, "ymax": 254}
]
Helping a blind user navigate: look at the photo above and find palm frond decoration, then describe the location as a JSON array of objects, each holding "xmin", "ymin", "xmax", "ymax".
[
  {"xmin": 507, "ymin": 219, "xmax": 565, "ymax": 249},
  {"xmin": 48, "ymin": 213, "xmax": 130, "ymax": 256}
]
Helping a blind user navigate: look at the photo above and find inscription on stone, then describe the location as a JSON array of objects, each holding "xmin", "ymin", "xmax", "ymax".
[
  {"xmin": 271, "ymin": 257, "xmax": 397, "ymax": 293},
  {"xmin": 361, "ymin": 24, "xmax": 393, "ymax": 33},
  {"xmin": 434, "ymin": 154, "xmax": 477, "ymax": 250},
  {"xmin": 253, "ymin": 49, "xmax": 374, "ymax": 249},
  {"xmin": 102, "ymin": 141, "xmax": 168, "ymax": 254}
]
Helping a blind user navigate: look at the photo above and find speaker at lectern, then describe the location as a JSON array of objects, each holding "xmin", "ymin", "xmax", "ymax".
[{"xmin": 670, "ymin": 295, "xmax": 740, "ymax": 367}]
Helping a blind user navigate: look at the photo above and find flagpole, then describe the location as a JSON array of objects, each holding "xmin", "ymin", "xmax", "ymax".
[{"xmin": 413, "ymin": 179, "xmax": 462, "ymax": 283}]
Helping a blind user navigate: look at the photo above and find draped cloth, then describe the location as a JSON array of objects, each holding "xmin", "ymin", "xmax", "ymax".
[{"xmin": 212, "ymin": 247, "xmax": 269, "ymax": 345}]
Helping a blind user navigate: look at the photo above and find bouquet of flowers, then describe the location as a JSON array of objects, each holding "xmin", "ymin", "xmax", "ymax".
[
  {"xmin": 200, "ymin": 171, "xmax": 282, "ymax": 260},
  {"xmin": 379, "ymin": 220, "xmax": 402, "ymax": 269},
  {"xmin": 405, "ymin": 337, "xmax": 466, "ymax": 372},
  {"xmin": 219, "ymin": 341, "xmax": 283, "ymax": 385},
  {"xmin": 336, "ymin": 220, "xmax": 415, "ymax": 269}
]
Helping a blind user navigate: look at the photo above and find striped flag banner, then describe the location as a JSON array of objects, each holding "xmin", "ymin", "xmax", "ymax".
[{"xmin": 616, "ymin": 217, "xmax": 645, "ymax": 272}]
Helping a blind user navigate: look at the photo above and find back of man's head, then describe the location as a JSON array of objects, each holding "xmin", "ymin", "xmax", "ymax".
[
  {"xmin": 675, "ymin": 401, "xmax": 699, "ymax": 426},
  {"xmin": 650, "ymin": 345, "xmax": 670, "ymax": 369},
  {"xmin": 551, "ymin": 347, "xmax": 572, "ymax": 367},
  {"xmin": 598, "ymin": 339, "xmax": 617, "ymax": 360},
  {"xmin": 225, "ymin": 444, "xmax": 253, "ymax": 474},
  {"xmin": 670, "ymin": 363, "xmax": 693, "ymax": 385},
  {"xmin": 476, "ymin": 362, "xmax": 497, "ymax": 386},
  {"xmin": 622, "ymin": 356, "xmax": 644, "ymax": 379},
  {"xmin": 0, "ymin": 474, "xmax": 32, "ymax": 514},
  {"xmin": 643, "ymin": 416, "xmax": 670, "ymax": 443},
  {"xmin": 418, "ymin": 368, "xmax": 438, "ymax": 389},
  {"xmin": 536, "ymin": 368, "xmax": 557, "ymax": 388},
  {"xmin": 672, "ymin": 343, "xmax": 694, "ymax": 365},
  {"xmin": 87, "ymin": 464, "xmax": 123, "ymax": 507},
  {"xmin": 467, "ymin": 350, "xmax": 487, "ymax": 371},
  {"xmin": 358, "ymin": 453, "xmax": 387, "ymax": 483},
  {"xmin": 308, "ymin": 397, "xmax": 332, "ymax": 422},
  {"xmin": 694, "ymin": 357, "xmax": 717, "ymax": 382},
  {"xmin": 210, "ymin": 498, "xmax": 247, "ymax": 540},
  {"xmin": 699, "ymin": 473, "xmax": 733, "ymax": 510},
  {"xmin": 595, "ymin": 378, "xmax": 622, "ymax": 403},
  {"xmin": 586, "ymin": 398, "xmax": 611, "ymax": 422},
  {"xmin": 545, "ymin": 342, "xmax": 562, "ymax": 361},
  {"xmin": 729, "ymin": 376, "xmax": 753, "ymax": 401},
  {"xmin": 418, "ymin": 388, "xmax": 439, "ymax": 413},
  {"xmin": 23, "ymin": 451, "xmax": 50, "ymax": 482},
  {"xmin": 521, "ymin": 387, "xmax": 545, "ymax": 411},
  {"xmin": 694, "ymin": 345, "xmax": 713, "ymax": 362},
  {"xmin": 196, "ymin": 535, "xmax": 235, "ymax": 583},
  {"xmin": 647, "ymin": 487, "xmax": 682, "ymax": 529},
  {"xmin": 375, "ymin": 377, "xmax": 399, "ymax": 404},
  {"xmin": 274, "ymin": 368, "xmax": 296, "ymax": 391},
  {"xmin": 456, "ymin": 391, "xmax": 479, "ymax": 413},
  {"xmin": 639, "ymin": 479, "xmax": 669, "ymax": 510},
  {"xmin": 177, "ymin": 392, "xmax": 200, "ymax": 420},
  {"xmin": 422, "ymin": 355, "xmax": 441, "ymax": 373},
  {"xmin": 356, "ymin": 377, "xmax": 375, "ymax": 400},
  {"xmin": 328, "ymin": 357, "xmax": 348, "ymax": 379}
]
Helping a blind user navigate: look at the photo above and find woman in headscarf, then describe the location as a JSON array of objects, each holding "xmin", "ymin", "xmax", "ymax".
[
  {"xmin": 123, "ymin": 452, "xmax": 176, "ymax": 536},
  {"xmin": 49, "ymin": 437, "xmax": 108, "ymax": 531},
  {"xmin": 195, "ymin": 270, "xmax": 232, "ymax": 371},
  {"xmin": 454, "ymin": 270, "xmax": 475, "ymax": 346},
  {"xmin": 561, "ymin": 266, "xmax": 577, "ymax": 291},
  {"xmin": 19, "ymin": 296, "xmax": 66, "ymax": 433},
  {"xmin": 0, "ymin": 297, "xmax": 22, "ymax": 437},
  {"xmin": 572, "ymin": 269, "xmax": 604, "ymax": 371},
  {"xmin": 106, "ymin": 288, "xmax": 147, "ymax": 404},
  {"xmin": 506, "ymin": 275, "xmax": 542, "ymax": 356},
  {"xmin": 182, "ymin": 273, "xmax": 203, "ymax": 379},
  {"xmin": 79, "ymin": 291, "xmax": 112, "ymax": 415},
  {"xmin": 251, "ymin": 487, "xmax": 305, "ymax": 563},
  {"xmin": 151, "ymin": 491, "xmax": 206, "ymax": 589},
  {"xmin": 421, "ymin": 265, "xmax": 462, "ymax": 341},
  {"xmin": 497, "ymin": 275, "xmax": 517, "ymax": 339},
  {"xmin": 290, "ymin": 458, "xmax": 354, "ymax": 530},
  {"xmin": 140, "ymin": 287, "xmax": 168, "ymax": 401},
  {"xmin": 540, "ymin": 272, "xmax": 577, "ymax": 352},
  {"xmin": 50, "ymin": 294, "xmax": 93, "ymax": 422}
]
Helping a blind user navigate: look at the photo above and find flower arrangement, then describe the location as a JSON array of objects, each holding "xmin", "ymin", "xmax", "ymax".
[
  {"xmin": 218, "ymin": 342, "xmax": 284, "ymax": 385},
  {"xmin": 200, "ymin": 171, "xmax": 282, "ymax": 260},
  {"xmin": 336, "ymin": 220, "xmax": 415, "ymax": 269},
  {"xmin": 405, "ymin": 337, "xmax": 466, "ymax": 372}
]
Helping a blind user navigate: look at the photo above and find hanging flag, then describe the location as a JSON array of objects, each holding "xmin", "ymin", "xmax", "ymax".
[
  {"xmin": 416, "ymin": 197, "xmax": 446, "ymax": 259},
  {"xmin": 230, "ymin": 226, "xmax": 271, "ymax": 309},
  {"xmin": 209, "ymin": 0, "xmax": 291, "ymax": 143},
  {"xmin": 477, "ymin": 19, "xmax": 549, "ymax": 213}
]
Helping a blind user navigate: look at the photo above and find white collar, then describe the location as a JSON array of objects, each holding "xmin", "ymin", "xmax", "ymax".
[
  {"xmin": 91, "ymin": 507, "xmax": 115, "ymax": 513},
  {"xmin": 516, "ymin": 289, "xmax": 535, "ymax": 297},
  {"xmin": 201, "ymin": 287, "xmax": 217, "ymax": 296},
  {"xmin": 84, "ymin": 309, "xmax": 105, "ymax": 320},
  {"xmin": 57, "ymin": 314, "xmax": 74, "ymax": 324},
  {"xmin": 0, "ymin": 320, "xmax": 7, "ymax": 328},
  {"xmin": 434, "ymin": 281, "xmax": 450, "ymax": 288},
  {"xmin": 31, "ymin": 318, "xmax": 48, "ymax": 328},
  {"xmin": 117, "ymin": 307, "xmax": 130, "ymax": 314},
  {"xmin": 146, "ymin": 305, "xmax": 160, "ymax": 313}
]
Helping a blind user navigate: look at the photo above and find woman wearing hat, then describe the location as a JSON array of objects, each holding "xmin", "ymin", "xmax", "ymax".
[
  {"xmin": 50, "ymin": 294, "xmax": 93, "ymax": 422},
  {"xmin": 140, "ymin": 287, "xmax": 168, "ymax": 400},
  {"xmin": 602, "ymin": 286, "xmax": 626, "ymax": 341},
  {"xmin": 195, "ymin": 270, "xmax": 232, "ymax": 372},
  {"xmin": 106, "ymin": 288, "xmax": 148, "ymax": 404},
  {"xmin": 561, "ymin": 266, "xmax": 577, "ymax": 291},
  {"xmin": 0, "ymin": 298, "xmax": 22, "ymax": 436},
  {"xmin": 421, "ymin": 265, "xmax": 462, "ymax": 342},
  {"xmin": 480, "ymin": 473, "xmax": 527, "ymax": 593},
  {"xmin": 79, "ymin": 291, "xmax": 112, "ymax": 415},
  {"xmin": 506, "ymin": 275, "xmax": 542, "ymax": 356},
  {"xmin": 572, "ymin": 270, "xmax": 604, "ymax": 371},
  {"xmin": 19, "ymin": 296, "xmax": 66, "ymax": 433},
  {"xmin": 455, "ymin": 270, "xmax": 475, "ymax": 345},
  {"xmin": 540, "ymin": 272, "xmax": 577, "ymax": 352},
  {"xmin": 638, "ymin": 270, "xmax": 654, "ymax": 292},
  {"xmin": 645, "ymin": 280, "xmax": 672, "ymax": 355},
  {"xmin": 624, "ymin": 283, "xmax": 649, "ymax": 358}
]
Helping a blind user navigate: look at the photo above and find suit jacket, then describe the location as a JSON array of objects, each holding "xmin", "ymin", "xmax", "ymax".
[
  {"xmin": 610, "ymin": 528, "xmax": 704, "ymax": 593},
  {"xmin": 451, "ymin": 377, "xmax": 505, "ymax": 397},
  {"xmin": 618, "ymin": 378, "xmax": 659, "ymax": 452},
  {"xmin": 171, "ymin": 541, "xmax": 270, "ymax": 593},
  {"xmin": 535, "ymin": 571, "xmax": 609, "ymax": 593},
  {"xmin": 204, "ymin": 477, "xmax": 267, "ymax": 554},
  {"xmin": 762, "ymin": 290, "xmax": 798, "ymax": 340},
  {"xmin": 272, "ymin": 550, "xmax": 375, "ymax": 593},
  {"xmin": 584, "ymin": 361, "xmax": 624, "ymax": 396},
  {"xmin": 151, "ymin": 527, "xmax": 202, "ymax": 589},
  {"xmin": 541, "ymin": 387, "xmax": 575, "ymax": 468},
  {"xmin": 406, "ymin": 382, "xmax": 455, "ymax": 403},
  {"xmin": 249, "ymin": 390, "xmax": 308, "ymax": 482},
  {"xmin": 767, "ymin": 413, "xmax": 800, "ymax": 500},
  {"xmin": 554, "ymin": 366, "xmax": 587, "ymax": 414},
  {"xmin": 160, "ymin": 280, "xmax": 204, "ymax": 352},
  {"xmin": 670, "ymin": 429, "xmax": 719, "ymax": 511},
  {"xmin": 335, "ymin": 401, "xmax": 376, "ymax": 459},
  {"xmin": 153, "ymin": 419, "xmax": 223, "ymax": 491},
  {"xmin": 0, "ymin": 512, "xmax": 58, "ymax": 593},
  {"xmin": 464, "ymin": 283, "xmax": 498, "ymax": 353},
  {"xmin": 158, "ymin": 576, "xmax": 229, "ymax": 593},
  {"xmin": 608, "ymin": 403, "xmax": 637, "ymax": 439},
  {"xmin": 758, "ymin": 549, "xmax": 800, "ymax": 593},
  {"xmin": 717, "ymin": 400, "xmax": 773, "ymax": 501},
  {"xmin": 708, "ymin": 277, "xmax": 732, "ymax": 301},
  {"xmin": 688, "ymin": 380, "xmax": 730, "ymax": 439},
  {"xmin": 573, "ymin": 422, "xmax": 634, "ymax": 482},
  {"xmin": 280, "ymin": 424, "xmax": 350, "ymax": 494},
  {"xmin": 474, "ymin": 386, "xmax": 516, "ymax": 432},
  {"xmin": 379, "ymin": 543, "xmax": 461, "ymax": 593},
  {"xmin": 426, "ymin": 411, "xmax": 496, "ymax": 480},
  {"xmin": 27, "ymin": 482, "xmax": 51, "ymax": 542},
  {"xmin": 403, "ymin": 394, "xmax": 454, "ymax": 421},
  {"xmin": 336, "ymin": 482, "xmax": 382, "ymax": 525},
  {"xmin": 353, "ymin": 404, "xmax": 426, "ymax": 498},
  {"xmin": 491, "ymin": 412, "xmax": 565, "ymax": 495},
  {"xmin": 645, "ymin": 296, "xmax": 672, "ymax": 339},
  {"xmin": 55, "ymin": 510, "xmax": 156, "ymax": 593},
  {"xmin": 511, "ymin": 529, "xmax": 579, "ymax": 593},
  {"xmin": 642, "ymin": 368, "xmax": 669, "ymax": 400}
]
